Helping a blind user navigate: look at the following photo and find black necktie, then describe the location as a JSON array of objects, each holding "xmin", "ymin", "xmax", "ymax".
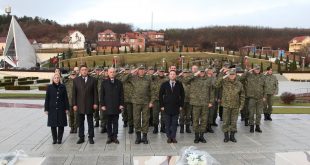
[{"xmin": 171, "ymin": 82, "xmax": 175, "ymax": 91}]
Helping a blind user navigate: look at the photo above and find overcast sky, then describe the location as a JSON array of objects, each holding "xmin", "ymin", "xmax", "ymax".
[{"xmin": 1, "ymin": 0, "xmax": 310, "ymax": 30}]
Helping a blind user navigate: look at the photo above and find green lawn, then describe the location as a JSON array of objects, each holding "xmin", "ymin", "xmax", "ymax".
[
  {"xmin": 0, "ymin": 93, "xmax": 45, "ymax": 99},
  {"xmin": 273, "ymin": 108, "xmax": 310, "ymax": 114}
]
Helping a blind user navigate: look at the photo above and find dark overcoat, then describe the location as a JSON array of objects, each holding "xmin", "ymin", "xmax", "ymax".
[
  {"xmin": 100, "ymin": 78, "xmax": 124, "ymax": 115},
  {"xmin": 72, "ymin": 76, "xmax": 98, "ymax": 114},
  {"xmin": 44, "ymin": 83, "xmax": 69, "ymax": 127},
  {"xmin": 159, "ymin": 80, "xmax": 185, "ymax": 115}
]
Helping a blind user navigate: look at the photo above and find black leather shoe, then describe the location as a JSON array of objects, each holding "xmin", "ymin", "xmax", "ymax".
[
  {"xmin": 106, "ymin": 138, "xmax": 113, "ymax": 144},
  {"xmin": 77, "ymin": 138, "xmax": 85, "ymax": 144},
  {"xmin": 101, "ymin": 127, "xmax": 107, "ymax": 133},
  {"xmin": 167, "ymin": 138, "xmax": 172, "ymax": 143},
  {"xmin": 171, "ymin": 138, "xmax": 178, "ymax": 143},
  {"xmin": 153, "ymin": 126, "xmax": 158, "ymax": 134},
  {"xmin": 113, "ymin": 138, "xmax": 119, "ymax": 144},
  {"xmin": 123, "ymin": 121, "xmax": 128, "ymax": 128},
  {"xmin": 89, "ymin": 138, "xmax": 94, "ymax": 144}
]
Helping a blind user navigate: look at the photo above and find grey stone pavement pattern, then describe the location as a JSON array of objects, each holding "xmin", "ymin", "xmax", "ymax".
[{"xmin": 0, "ymin": 100, "xmax": 310, "ymax": 165}]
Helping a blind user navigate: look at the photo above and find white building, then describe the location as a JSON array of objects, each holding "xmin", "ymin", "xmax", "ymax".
[
  {"xmin": 39, "ymin": 30, "xmax": 85, "ymax": 49},
  {"xmin": 2, "ymin": 16, "xmax": 37, "ymax": 68}
]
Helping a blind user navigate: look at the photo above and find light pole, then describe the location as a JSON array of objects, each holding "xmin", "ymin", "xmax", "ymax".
[
  {"xmin": 301, "ymin": 57, "xmax": 305, "ymax": 71},
  {"xmin": 113, "ymin": 56, "xmax": 118, "ymax": 68},
  {"xmin": 181, "ymin": 55, "xmax": 185, "ymax": 70}
]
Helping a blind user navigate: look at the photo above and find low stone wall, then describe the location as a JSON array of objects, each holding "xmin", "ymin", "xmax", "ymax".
[
  {"xmin": 0, "ymin": 71, "xmax": 54, "ymax": 80},
  {"xmin": 282, "ymin": 73, "xmax": 310, "ymax": 81}
]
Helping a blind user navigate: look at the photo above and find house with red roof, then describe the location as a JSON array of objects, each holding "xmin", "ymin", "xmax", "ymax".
[
  {"xmin": 289, "ymin": 36, "xmax": 310, "ymax": 52},
  {"xmin": 98, "ymin": 29, "xmax": 117, "ymax": 42},
  {"xmin": 120, "ymin": 32, "xmax": 145, "ymax": 51}
]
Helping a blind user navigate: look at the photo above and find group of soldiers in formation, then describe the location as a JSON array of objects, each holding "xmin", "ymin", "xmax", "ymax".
[{"xmin": 63, "ymin": 60, "xmax": 278, "ymax": 144}]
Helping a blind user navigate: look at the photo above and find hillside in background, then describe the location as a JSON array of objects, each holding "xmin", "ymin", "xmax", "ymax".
[{"xmin": 1, "ymin": 15, "xmax": 310, "ymax": 50}]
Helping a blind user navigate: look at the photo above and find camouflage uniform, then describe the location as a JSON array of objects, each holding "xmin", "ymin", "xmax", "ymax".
[
  {"xmin": 178, "ymin": 74, "xmax": 192, "ymax": 132},
  {"xmin": 151, "ymin": 74, "xmax": 168, "ymax": 133},
  {"xmin": 240, "ymin": 68, "xmax": 266, "ymax": 132},
  {"xmin": 121, "ymin": 69, "xmax": 152, "ymax": 143},
  {"xmin": 64, "ymin": 77, "xmax": 78, "ymax": 132},
  {"xmin": 215, "ymin": 75, "xmax": 245, "ymax": 133},
  {"xmin": 118, "ymin": 72, "xmax": 134, "ymax": 132},
  {"xmin": 188, "ymin": 74, "xmax": 214, "ymax": 136},
  {"xmin": 264, "ymin": 74, "xmax": 278, "ymax": 116},
  {"xmin": 239, "ymin": 76, "xmax": 250, "ymax": 125}
]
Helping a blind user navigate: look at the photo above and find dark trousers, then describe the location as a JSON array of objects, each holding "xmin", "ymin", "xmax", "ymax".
[
  {"xmin": 107, "ymin": 114, "xmax": 119, "ymax": 139},
  {"xmin": 78, "ymin": 114, "xmax": 94, "ymax": 139},
  {"xmin": 164, "ymin": 114, "xmax": 178, "ymax": 139},
  {"xmin": 51, "ymin": 127, "xmax": 64, "ymax": 141}
]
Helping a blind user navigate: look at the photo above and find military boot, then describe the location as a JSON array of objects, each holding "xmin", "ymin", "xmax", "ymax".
[
  {"xmin": 128, "ymin": 126, "xmax": 134, "ymax": 134},
  {"xmin": 207, "ymin": 124, "xmax": 214, "ymax": 133},
  {"xmin": 244, "ymin": 119, "xmax": 249, "ymax": 126},
  {"xmin": 224, "ymin": 132, "xmax": 229, "ymax": 143},
  {"xmin": 264, "ymin": 113, "xmax": 268, "ymax": 121},
  {"xmin": 135, "ymin": 132, "xmax": 141, "ymax": 144},
  {"xmin": 255, "ymin": 125, "xmax": 262, "ymax": 133},
  {"xmin": 230, "ymin": 131, "xmax": 237, "ymax": 143},
  {"xmin": 186, "ymin": 124, "xmax": 192, "ymax": 133},
  {"xmin": 160, "ymin": 124, "xmax": 166, "ymax": 133},
  {"xmin": 194, "ymin": 133, "xmax": 200, "ymax": 143},
  {"xmin": 153, "ymin": 125, "xmax": 159, "ymax": 134},
  {"xmin": 199, "ymin": 133, "xmax": 207, "ymax": 143},
  {"xmin": 123, "ymin": 121, "xmax": 128, "ymax": 128},
  {"xmin": 268, "ymin": 114, "xmax": 273, "ymax": 121},
  {"xmin": 142, "ymin": 133, "xmax": 149, "ymax": 144},
  {"xmin": 180, "ymin": 125, "xmax": 184, "ymax": 133},
  {"xmin": 250, "ymin": 125, "xmax": 254, "ymax": 133}
]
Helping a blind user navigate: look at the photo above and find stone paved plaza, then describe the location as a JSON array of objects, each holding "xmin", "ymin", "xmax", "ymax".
[{"xmin": 0, "ymin": 99, "xmax": 310, "ymax": 165}]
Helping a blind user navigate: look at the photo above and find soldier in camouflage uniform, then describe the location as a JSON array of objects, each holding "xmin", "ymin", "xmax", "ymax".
[
  {"xmin": 240, "ymin": 73, "xmax": 250, "ymax": 126},
  {"xmin": 263, "ymin": 67, "xmax": 278, "ymax": 121},
  {"xmin": 91, "ymin": 67, "xmax": 102, "ymax": 127},
  {"xmin": 240, "ymin": 65, "xmax": 266, "ymax": 133},
  {"xmin": 215, "ymin": 62, "xmax": 230, "ymax": 121},
  {"xmin": 177, "ymin": 68, "xmax": 192, "ymax": 133},
  {"xmin": 65, "ymin": 71, "xmax": 78, "ymax": 133},
  {"xmin": 151, "ymin": 67, "xmax": 168, "ymax": 134},
  {"xmin": 118, "ymin": 65, "xmax": 134, "ymax": 134},
  {"xmin": 186, "ymin": 67, "xmax": 214, "ymax": 143},
  {"xmin": 121, "ymin": 65, "xmax": 152, "ymax": 144},
  {"xmin": 99, "ymin": 67, "xmax": 109, "ymax": 133},
  {"xmin": 147, "ymin": 67, "xmax": 155, "ymax": 127},
  {"xmin": 205, "ymin": 67, "xmax": 216, "ymax": 133},
  {"xmin": 215, "ymin": 69, "xmax": 245, "ymax": 143}
]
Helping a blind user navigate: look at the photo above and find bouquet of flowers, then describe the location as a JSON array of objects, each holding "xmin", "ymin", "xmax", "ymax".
[
  {"xmin": 177, "ymin": 146, "xmax": 220, "ymax": 165},
  {"xmin": 0, "ymin": 150, "xmax": 27, "ymax": 165}
]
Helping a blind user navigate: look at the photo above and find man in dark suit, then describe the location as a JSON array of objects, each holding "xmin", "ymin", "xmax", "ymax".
[
  {"xmin": 100, "ymin": 67, "xmax": 124, "ymax": 144},
  {"xmin": 72, "ymin": 65, "xmax": 98, "ymax": 144},
  {"xmin": 159, "ymin": 70, "xmax": 185, "ymax": 143}
]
